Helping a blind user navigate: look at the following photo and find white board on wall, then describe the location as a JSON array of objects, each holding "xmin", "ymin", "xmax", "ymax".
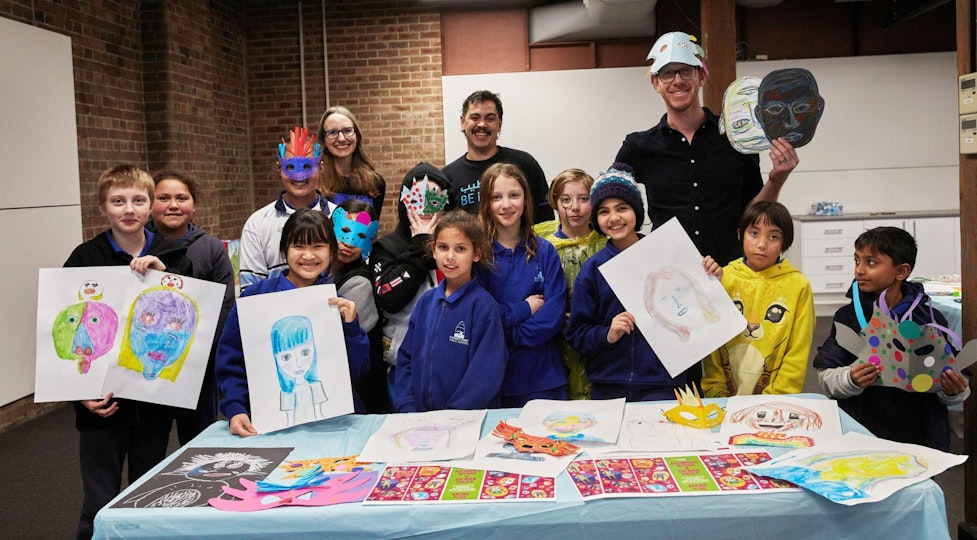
[
  {"xmin": 442, "ymin": 51, "xmax": 959, "ymax": 216},
  {"xmin": 0, "ymin": 17, "xmax": 82, "ymax": 406}
]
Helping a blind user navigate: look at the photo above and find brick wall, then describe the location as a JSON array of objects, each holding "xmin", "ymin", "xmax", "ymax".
[
  {"xmin": 247, "ymin": 0, "xmax": 446, "ymax": 230},
  {"xmin": 0, "ymin": 0, "xmax": 447, "ymax": 426}
]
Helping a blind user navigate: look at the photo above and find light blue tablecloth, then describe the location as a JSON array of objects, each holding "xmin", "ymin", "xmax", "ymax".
[
  {"xmin": 94, "ymin": 395, "xmax": 951, "ymax": 540},
  {"xmin": 931, "ymin": 294, "xmax": 963, "ymax": 337}
]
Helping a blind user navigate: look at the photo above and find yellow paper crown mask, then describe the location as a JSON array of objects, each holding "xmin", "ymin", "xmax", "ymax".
[{"xmin": 663, "ymin": 385, "xmax": 725, "ymax": 429}]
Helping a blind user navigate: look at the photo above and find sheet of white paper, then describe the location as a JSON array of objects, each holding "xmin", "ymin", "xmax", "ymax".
[
  {"xmin": 719, "ymin": 395, "xmax": 844, "ymax": 449},
  {"xmin": 744, "ymin": 432, "xmax": 967, "ymax": 505},
  {"xmin": 238, "ymin": 284, "xmax": 354, "ymax": 434},
  {"xmin": 358, "ymin": 409, "xmax": 487, "ymax": 463},
  {"xmin": 455, "ymin": 418, "xmax": 579, "ymax": 477},
  {"xmin": 610, "ymin": 401, "xmax": 726, "ymax": 453},
  {"xmin": 515, "ymin": 398, "xmax": 626, "ymax": 444},
  {"xmin": 598, "ymin": 218, "xmax": 747, "ymax": 378},
  {"xmin": 102, "ymin": 269, "xmax": 225, "ymax": 408},
  {"xmin": 35, "ymin": 267, "xmax": 131, "ymax": 401},
  {"xmin": 35, "ymin": 267, "xmax": 225, "ymax": 408}
]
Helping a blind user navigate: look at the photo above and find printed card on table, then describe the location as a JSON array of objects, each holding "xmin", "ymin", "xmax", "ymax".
[
  {"xmin": 567, "ymin": 452, "xmax": 797, "ymax": 500},
  {"xmin": 364, "ymin": 464, "xmax": 556, "ymax": 504},
  {"xmin": 598, "ymin": 218, "xmax": 747, "ymax": 378}
]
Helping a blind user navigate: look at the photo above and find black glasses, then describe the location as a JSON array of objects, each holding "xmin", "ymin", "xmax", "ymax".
[
  {"xmin": 324, "ymin": 127, "xmax": 356, "ymax": 140},
  {"xmin": 656, "ymin": 66, "xmax": 698, "ymax": 83}
]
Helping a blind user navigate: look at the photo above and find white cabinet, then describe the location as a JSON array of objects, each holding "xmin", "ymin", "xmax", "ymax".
[
  {"xmin": 792, "ymin": 212, "xmax": 960, "ymax": 316},
  {"xmin": 863, "ymin": 217, "xmax": 960, "ymax": 278},
  {"xmin": 790, "ymin": 218, "xmax": 862, "ymax": 316}
]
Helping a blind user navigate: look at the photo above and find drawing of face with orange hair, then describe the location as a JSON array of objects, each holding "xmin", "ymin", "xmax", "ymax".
[
  {"xmin": 644, "ymin": 266, "xmax": 720, "ymax": 342},
  {"xmin": 729, "ymin": 401, "xmax": 823, "ymax": 432}
]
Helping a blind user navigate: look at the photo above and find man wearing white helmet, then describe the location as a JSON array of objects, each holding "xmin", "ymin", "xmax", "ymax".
[{"xmin": 615, "ymin": 31, "xmax": 798, "ymax": 266}]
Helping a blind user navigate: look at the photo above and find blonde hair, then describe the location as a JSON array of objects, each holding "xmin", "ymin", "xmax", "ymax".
[
  {"xmin": 548, "ymin": 168, "xmax": 593, "ymax": 210},
  {"xmin": 96, "ymin": 164, "xmax": 154, "ymax": 207}
]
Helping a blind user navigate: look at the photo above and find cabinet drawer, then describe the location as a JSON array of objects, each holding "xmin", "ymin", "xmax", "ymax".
[
  {"xmin": 808, "ymin": 274, "xmax": 853, "ymax": 294},
  {"xmin": 803, "ymin": 239, "xmax": 854, "ymax": 258},
  {"xmin": 802, "ymin": 256, "xmax": 854, "ymax": 275},
  {"xmin": 801, "ymin": 221, "xmax": 863, "ymax": 240}
]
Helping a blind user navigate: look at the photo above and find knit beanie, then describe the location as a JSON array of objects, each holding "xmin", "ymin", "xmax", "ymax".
[{"xmin": 589, "ymin": 162, "xmax": 644, "ymax": 235}]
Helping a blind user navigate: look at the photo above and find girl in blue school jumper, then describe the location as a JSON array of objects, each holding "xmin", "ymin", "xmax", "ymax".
[
  {"xmin": 566, "ymin": 164, "xmax": 686, "ymax": 401},
  {"xmin": 216, "ymin": 208, "xmax": 369, "ymax": 437},
  {"xmin": 394, "ymin": 210, "xmax": 507, "ymax": 412},
  {"xmin": 478, "ymin": 162, "xmax": 568, "ymax": 407}
]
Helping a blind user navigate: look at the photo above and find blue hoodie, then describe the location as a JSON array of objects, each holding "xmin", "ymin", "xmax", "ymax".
[
  {"xmin": 482, "ymin": 237, "xmax": 568, "ymax": 398},
  {"xmin": 394, "ymin": 277, "xmax": 506, "ymax": 412},
  {"xmin": 216, "ymin": 273, "xmax": 370, "ymax": 418},
  {"xmin": 566, "ymin": 240, "xmax": 686, "ymax": 394}
]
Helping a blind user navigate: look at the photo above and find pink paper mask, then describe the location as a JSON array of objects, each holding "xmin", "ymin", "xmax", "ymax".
[{"xmin": 208, "ymin": 471, "xmax": 378, "ymax": 512}]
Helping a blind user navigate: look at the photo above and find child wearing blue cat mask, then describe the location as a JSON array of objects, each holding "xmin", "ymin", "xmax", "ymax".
[{"xmin": 332, "ymin": 199, "xmax": 387, "ymax": 412}]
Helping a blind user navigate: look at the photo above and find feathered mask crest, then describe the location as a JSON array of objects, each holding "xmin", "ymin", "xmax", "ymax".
[{"xmin": 278, "ymin": 126, "xmax": 322, "ymax": 181}]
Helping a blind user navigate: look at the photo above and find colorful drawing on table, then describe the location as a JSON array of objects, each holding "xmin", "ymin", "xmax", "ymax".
[
  {"xmin": 256, "ymin": 455, "xmax": 375, "ymax": 492},
  {"xmin": 617, "ymin": 401, "xmax": 725, "ymax": 453},
  {"xmin": 51, "ymin": 279, "xmax": 119, "ymax": 375},
  {"xmin": 357, "ymin": 409, "xmax": 486, "ymax": 463},
  {"xmin": 516, "ymin": 398, "xmax": 626, "ymax": 444},
  {"xmin": 567, "ymin": 452, "xmax": 798, "ymax": 499},
  {"xmin": 719, "ymin": 76, "xmax": 770, "ymax": 154},
  {"xmin": 599, "ymin": 218, "xmax": 747, "ymax": 378},
  {"xmin": 113, "ymin": 447, "xmax": 292, "ymax": 509},
  {"xmin": 238, "ymin": 284, "xmax": 354, "ymax": 434},
  {"xmin": 755, "ymin": 68, "xmax": 825, "ymax": 149},
  {"xmin": 35, "ymin": 267, "xmax": 226, "ymax": 408},
  {"xmin": 719, "ymin": 395, "xmax": 843, "ymax": 449},
  {"xmin": 209, "ymin": 471, "xmax": 379, "ymax": 512},
  {"xmin": 834, "ymin": 285, "xmax": 977, "ymax": 394},
  {"xmin": 363, "ymin": 464, "xmax": 556, "ymax": 504},
  {"xmin": 743, "ymin": 432, "xmax": 967, "ymax": 506}
]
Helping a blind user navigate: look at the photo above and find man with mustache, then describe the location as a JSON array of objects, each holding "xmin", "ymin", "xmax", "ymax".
[{"xmin": 443, "ymin": 90, "xmax": 554, "ymax": 223}]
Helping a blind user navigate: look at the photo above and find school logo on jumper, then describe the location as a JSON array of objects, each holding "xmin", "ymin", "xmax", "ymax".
[{"xmin": 449, "ymin": 321, "xmax": 469, "ymax": 345}]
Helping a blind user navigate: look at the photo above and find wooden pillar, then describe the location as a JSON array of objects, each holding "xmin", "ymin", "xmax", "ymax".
[
  {"xmin": 700, "ymin": 0, "xmax": 737, "ymax": 112},
  {"xmin": 957, "ymin": 0, "xmax": 977, "ymax": 533}
]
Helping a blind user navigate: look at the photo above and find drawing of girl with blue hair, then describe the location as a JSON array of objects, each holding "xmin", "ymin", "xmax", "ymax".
[{"xmin": 271, "ymin": 315, "xmax": 328, "ymax": 426}]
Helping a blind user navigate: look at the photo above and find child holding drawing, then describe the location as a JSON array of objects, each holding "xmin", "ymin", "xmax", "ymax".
[
  {"xmin": 700, "ymin": 201, "xmax": 815, "ymax": 397},
  {"xmin": 479, "ymin": 162, "xmax": 568, "ymax": 407},
  {"xmin": 394, "ymin": 210, "xmax": 507, "ymax": 412},
  {"xmin": 216, "ymin": 208, "xmax": 369, "ymax": 437},
  {"xmin": 566, "ymin": 163, "xmax": 686, "ymax": 402},
  {"xmin": 63, "ymin": 164, "xmax": 192, "ymax": 540}
]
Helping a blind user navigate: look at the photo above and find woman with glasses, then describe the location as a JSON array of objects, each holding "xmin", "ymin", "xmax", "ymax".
[{"xmin": 316, "ymin": 106, "xmax": 386, "ymax": 215}]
